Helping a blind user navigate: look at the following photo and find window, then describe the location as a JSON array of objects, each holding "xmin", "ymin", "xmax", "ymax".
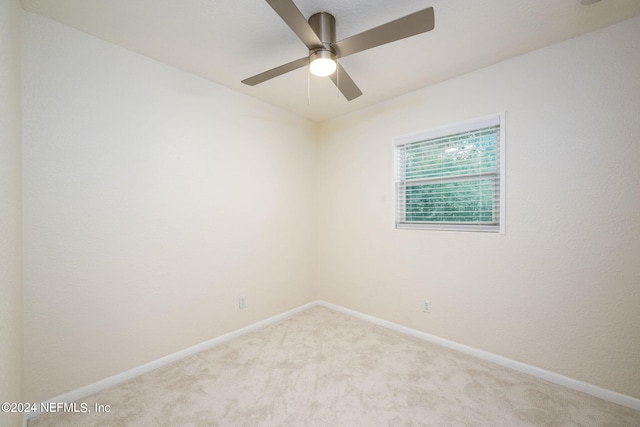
[{"xmin": 393, "ymin": 113, "xmax": 505, "ymax": 233}]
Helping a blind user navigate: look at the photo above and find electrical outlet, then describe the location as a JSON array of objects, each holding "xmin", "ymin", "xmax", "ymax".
[
  {"xmin": 239, "ymin": 296, "xmax": 246, "ymax": 309},
  {"xmin": 423, "ymin": 300, "xmax": 431, "ymax": 313}
]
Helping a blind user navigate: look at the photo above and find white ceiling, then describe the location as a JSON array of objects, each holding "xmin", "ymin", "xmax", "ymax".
[{"xmin": 20, "ymin": 0, "xmax": 640, "ymax": 122}]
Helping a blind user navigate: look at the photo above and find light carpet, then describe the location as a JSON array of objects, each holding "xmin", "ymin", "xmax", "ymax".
[{"xmin": 29, "ymin": 306, "xmax": 640, "ymax": 426}]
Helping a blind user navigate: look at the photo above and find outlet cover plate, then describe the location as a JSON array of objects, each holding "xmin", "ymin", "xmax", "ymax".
[{"xmin": 423, "ymin": 300, "xmax": 431, "ymax": 313}]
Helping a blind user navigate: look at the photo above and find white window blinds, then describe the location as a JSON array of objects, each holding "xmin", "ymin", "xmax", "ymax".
[{"xmin": 394, "ymin": 114, "xmax": 505, "ymax": 233}]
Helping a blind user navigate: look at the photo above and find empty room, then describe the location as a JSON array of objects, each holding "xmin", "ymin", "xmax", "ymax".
[{"xmin": 1, "ymin": 0, "xmax": 640, "ymax": 425}]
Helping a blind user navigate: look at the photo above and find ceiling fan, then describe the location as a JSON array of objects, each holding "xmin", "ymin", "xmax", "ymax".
[{"xmin": 242, "ymin": 0, "xmax": 435, "ymax": 101}]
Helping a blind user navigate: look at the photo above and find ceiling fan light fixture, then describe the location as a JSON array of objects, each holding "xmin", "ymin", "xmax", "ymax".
[
  {"xmin": 309, "ymin": 49, "xmax": 337, "ymax": 77},
  {"xmin": 242, "ymin": 1, "xmax": 435, "ymax": 101}
]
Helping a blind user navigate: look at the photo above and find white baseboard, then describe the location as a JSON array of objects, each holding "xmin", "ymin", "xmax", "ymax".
[
  {"xmin": 23, "ymin": 300, "xmax": 317, "ymax": 425},
  {"xmin": 24, "ymin": 298, "xmax": 639, "ymax": 427},
  {"xmin": 317, "ymin": 300, "xmax": 640, "ymax": 412}
]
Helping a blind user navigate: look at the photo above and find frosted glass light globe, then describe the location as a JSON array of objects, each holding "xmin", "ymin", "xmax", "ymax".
[{"xmin": 309, "ymin": 50, "xmax": 337, "ymax": 76}]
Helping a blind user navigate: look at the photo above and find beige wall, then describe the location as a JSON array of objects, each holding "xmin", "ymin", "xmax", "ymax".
[
  {"xmin": 22, "ymin": 12, "xmax": 318, "ymax": 402},
  {"xmin": 0, "ymin": 0, "xmax": 23, "ymax": 426},
  {"xmin": 317, "ymin": 16, "xmax": 640, "ymax": 399}
]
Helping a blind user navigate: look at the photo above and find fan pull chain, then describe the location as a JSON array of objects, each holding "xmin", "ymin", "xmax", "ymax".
[
  {"xmin": 336, "ymin": 64, "xmax": 340, "ymax": 99},
  {"xmin": 307, "ymin": 64, "xmax": 311, "ymax": 106}
]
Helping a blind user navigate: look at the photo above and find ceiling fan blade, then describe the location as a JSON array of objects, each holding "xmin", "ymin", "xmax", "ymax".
[
  {"xmin": 329, "ymin": 62, "xmax": 363, "ymax": 101},
  {"xmin": 266, "ymin": 0, "xmax": 323, "ymax": 49},
  {"xmin": 242, "ymin": 56, "xmax": 308, "ymax": 86},
  {"xmin": 333, "ymin": 7, "xmax": 434, "ymax": 58}
]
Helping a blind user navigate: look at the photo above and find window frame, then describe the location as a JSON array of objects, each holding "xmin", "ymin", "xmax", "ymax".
[{"xmin": 392, "ymin": 113, "xmax": 506, "ymax": 234}]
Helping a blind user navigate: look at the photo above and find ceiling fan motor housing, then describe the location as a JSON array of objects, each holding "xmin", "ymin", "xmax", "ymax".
[{"xmin": 309, "ymin": 12, "xmax": 337, "ymax": 57}]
